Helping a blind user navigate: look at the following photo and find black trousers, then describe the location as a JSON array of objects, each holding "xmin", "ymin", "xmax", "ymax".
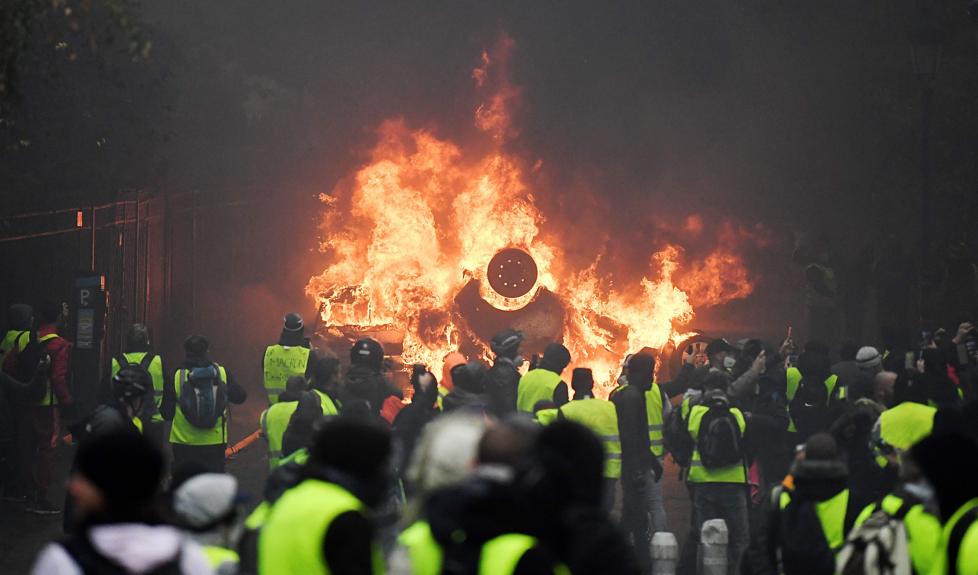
[{"xmin": 170, "ymin": 443, "xmax": 226, "ymax": 475}]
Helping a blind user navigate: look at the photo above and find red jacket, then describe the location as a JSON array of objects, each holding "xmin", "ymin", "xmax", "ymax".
[{"xmin": 37, "ymin": 324, "xmax": 73, "ymax": 406}]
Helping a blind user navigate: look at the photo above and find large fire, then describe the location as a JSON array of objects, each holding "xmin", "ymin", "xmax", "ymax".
[{"xmin": 306, "ymin": 35, "xmax": 757, "ymax": 393}]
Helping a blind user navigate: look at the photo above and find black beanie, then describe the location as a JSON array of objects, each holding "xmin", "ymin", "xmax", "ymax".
[
  {"xmin": 310, "ymin": 417, "xmax": 391, "ymax": 479},
  {"xmin": 75, "ymin": 430, "xmax": 164, "ymax": 510},
  {"xmin": 540, "ymin": 343, "xmax": 571, "ymax": 374}
]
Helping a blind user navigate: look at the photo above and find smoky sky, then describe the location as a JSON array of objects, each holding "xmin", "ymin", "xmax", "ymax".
[{"xmin": 5, "ymin": 0, "xmax": 977, "ymax": 341}]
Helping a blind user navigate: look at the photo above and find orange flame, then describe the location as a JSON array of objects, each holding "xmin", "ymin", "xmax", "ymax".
[{"xmin": 306, "ymin": 35, "xmax": 755, "ymax": 389}]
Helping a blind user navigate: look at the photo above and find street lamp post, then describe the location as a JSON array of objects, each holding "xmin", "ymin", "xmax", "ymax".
[{"xmin": 910, "ymin": 6, "xmax": 943, "ymax": 325}]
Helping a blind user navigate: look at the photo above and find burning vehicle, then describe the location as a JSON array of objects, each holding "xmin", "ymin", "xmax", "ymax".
[{"xmin": 307, "ymin": 36, "xmax": 755, "ymax": 393}]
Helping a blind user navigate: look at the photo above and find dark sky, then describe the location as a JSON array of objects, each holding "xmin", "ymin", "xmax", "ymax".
[{"xmin": 4, "ymin": 0, "xmax": 977, "ymax": 341}]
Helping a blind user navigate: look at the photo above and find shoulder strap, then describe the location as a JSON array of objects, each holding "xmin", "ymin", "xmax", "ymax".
[
  {"xmin": 948, "ymin": 507, "xmax": 978, "ymax": 575},
  {"xmin": 117, "ymin": 354, "xmax": 134, "ymax": 369},
  {"xmin": 892, "ymin": 498, "xmax": 915, "ymax": 521},
  {"xmin": 60, "ymin": 534, "xmax": 128, "ymax": 574},
  {"xmin": 138, "ymin": 352, "xmax": 157, "ymax": 371}
]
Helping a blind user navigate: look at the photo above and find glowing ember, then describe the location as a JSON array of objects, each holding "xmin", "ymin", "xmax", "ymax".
[{"xmin": 306, "ymin": 34, "xmax": 756, "ymax": 392}]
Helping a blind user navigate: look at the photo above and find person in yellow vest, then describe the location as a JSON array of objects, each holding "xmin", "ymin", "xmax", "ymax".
[
  {"xmin": 556, "ymin": 368, "xmax": 621, "ymax": 505},
  {"xmin": 262, "ymin": 313, "xmax": 317, "ymax": 406},
  {"xmin": 259, "ymin": 417, "xmax": 392, "ymax": 574},
  {"xmin": 161, "ymin": 335, "xmax": 247, "ymax": 474},
  {"xmin": 526, "ymin": 420, "xmax": 641, "ymax": 575},
  {"xmin": 517, "ymin": 343, "xmax": 570, "ymax": 414},
  {"xmin": 766, "ymin": 433, "xmax": 854, "ymax": 575},
  {"xmin": 0, "ymin": 303, "xmax": 33, "ymax": 503},
  {"xmin": 846, "ymin": 448, "xmax": 941, "ymax": 575},
  {"xmin": 912, "ymin": 432, "xmax": 978, "ymax": 575},
  {"xmin": 110, "ymin": 323, "xmax": 166, "ymax": 449},
  {"xmin": 173, "ymin": 472, "xmax": 244, "ymax": 575},
  {"xmin": 400, "ymin": 418, "xmax": 568, "ymax": 575},
  {"xmin": 260, "ymin": 375, "xmax": 309, "ymax": 469},
  {"xmin": 684, "ymin": 372, "xmax": 751, "ymax": 575},
  {"xmin": 19, "ymin": 301, "xmax": 73, "ymax": 515},
  {"xmin": 63, "ymin": 367, "xmax": 151, "ymax": 531},
  {"xmin": 610, "ymin": 353, "xmax": 664, "ymax": 572},
  {"xmin": 309, "ymin": 356, "xmax": 341, "ymax": 416},
  {"xmin": 0, "ymin": 303, "xmax": 32, "ymax": 370}
]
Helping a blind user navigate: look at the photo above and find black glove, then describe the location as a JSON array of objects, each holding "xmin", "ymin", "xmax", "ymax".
[{"xmin": 651, "ymin": 454, "xmax": 664, "ymax": 483}]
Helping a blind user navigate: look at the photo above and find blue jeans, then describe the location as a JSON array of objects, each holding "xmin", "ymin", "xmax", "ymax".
[{"xmin": 690, "ymin": 483, "xmax": 749, "ymax": 575}]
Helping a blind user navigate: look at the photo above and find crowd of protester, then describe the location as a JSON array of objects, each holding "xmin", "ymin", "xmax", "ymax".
[{"xmin": 2, "ymin": 302, "xmax": 978, "ymax": 575}]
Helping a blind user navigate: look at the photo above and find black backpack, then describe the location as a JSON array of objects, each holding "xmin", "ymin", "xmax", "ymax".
[
  {"xmin": 13, "ymin": 332, "xmax": 59, "ymax": 403},
  {"xmin": 696, "ymin": 395, "xmax": 743, "ymax": 469},
  {"xmin": 177, "ymin": 364, "xmax": 227, "ymax": 429},
  {"xmin": 774, "ymin": 488, "xmax": 837, "ymax": 575},
  {"xmin": 60, "ymin": 532, "xmax": 182, "ymax": 574},
  {"xmin": 663, "ymin": 402, "xmax": 695, "ymax": 468},
  {"xmin": 789, "ymin": 376, "xmax": 832, "ymax": 440}
]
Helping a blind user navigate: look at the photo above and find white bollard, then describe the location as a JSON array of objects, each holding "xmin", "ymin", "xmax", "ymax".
[
  {"xmin": 698, "ymin": 519, "xmax": 728, "ymax": 575},
  {"xmin": 651, "ymin": 532, "xmax": 679, "ymax": 575}
]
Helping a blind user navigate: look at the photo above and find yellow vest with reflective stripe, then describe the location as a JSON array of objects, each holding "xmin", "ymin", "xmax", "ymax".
[
  {"xmin": 478, "ymin": 533, "xmax": 570, "ymax": 575},
  {"xmin": 259, "ymin": 479, "xmax": 380, "ymax": 575},
  {"xmin": 559, "ymin": 398, "xmax": 622, "ymax": 478},
  {"xmin": 313, "ymin": 389, "xmax": 339, "ymax": 416},
  {"xmin": 112, "ymin": 352, "xmax": 165, "ymax": 422},
  {"xmin": 398, "ymin": 521, "xmax": 442, "ymax": 575},
  {"xmin": 687, "ymin": 403, "xmax": 746, "ymax": 484},
  {"xmin": 203, "ymin": 545, "xmax": 239, "ymax": 573},
  {"xmin": 854, "ymin": 493, "xmax": 940, "ymax": 575},
  {"xmin": 34, "ymin": 333, "xmax": 62, "ymax": 406},
  {"xmin": 169, "ymin": 365, "xmax": 229, "ymax": 446},
  {"xmin": 646, "ymin": 384, "xmax": 665, "ymax": 457},
  {"xmin": 614, "ymin": 382, "xmax": 666, "ymax": 456},
  {"xmin": 263, "ymin": 345, "xmax": 311, "ymax": 405},
  {"xmin": 517, "ymin": 369, "xmax": 562, "ymax": 413},
  {"xmin": 878, "ymin": 402, "xmax": 936, "ymax": 451},
  {"xmin": 779, "ymin": 487, "xmax": 849, "ymax": 551},
  {"xmin": 0, "ymin": 329, "xmax": 28, "ymax": 367},
  {"xmin": 786, "ymin": 369, "xmax": 840, "ymax": 433},
  {"xmin": 261, "ymin": 400, "xmax": 299, "ymax": 469},
  {"xmin": 535, "ymin": 408, "xmax": 559, "ymax": 426},
  {"xmin": 930, "ymin": 497, "xmax": 978, "ymax": 575}
]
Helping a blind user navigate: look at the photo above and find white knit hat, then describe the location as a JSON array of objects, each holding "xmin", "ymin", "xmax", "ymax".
[{"xmin": 856, "ymin": 346, "xmax": 882, "ymax": 369}]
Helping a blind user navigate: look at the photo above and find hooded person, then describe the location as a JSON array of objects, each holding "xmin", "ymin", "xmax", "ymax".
[
  {"xmin": 524, "ymin": 420, "xmax": 641, "ymax": 575},
  {"xmin": 516, "ymin": 343, "xmax": 570, "ymax": 414},
  {"xmin": 259, "ymin": 417, "xmax": 393, "ymax": 574},
  {"xmin": 173, "ymin": 473, "xmax": 244, "ymax": 575},
  {"xmin": 766, "ymin": 433, "xmax": 854, "ymax": 575},
  {"xmin": 912, "ymin": 433, "xmax": 978, "ymax": 575},
  {"xmin": 31, "ymin": 430, "xmax": 212, "ymax": 575},
  {"xmin": 339, "ymin": 338, "xmax": 402, "ymax": 420},
  {"xmin": 610, "ymin": 352, "xmax": 662, "ymax": 573},
  {"xmin": 262, "ymin": 313, "xmax": 317, "ymax": 406},
  {"xmin": 486, "ymin": 329, "xmax": 525, "ymax": 418},
  {"xmin": 442, "ymin": 361, "xmax": 491, "ymax": 414},
  {"xmin": 391, "ymin": 412, "xmax": 489, "ymax": 574},
  {"xmin": 420, "ymin": 418, "xmax": 566, "ymax": 575}
]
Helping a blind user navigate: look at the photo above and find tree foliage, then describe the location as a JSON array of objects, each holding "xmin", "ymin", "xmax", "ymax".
[{"xmin": 0, "ymin": 0, "xmax": 151, "ymax": 119}]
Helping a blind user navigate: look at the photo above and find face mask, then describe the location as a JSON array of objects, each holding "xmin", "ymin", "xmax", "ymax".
[
  {"xmin": 903, "ymin": 479, "xmax": 937, "ymax": 513},
  {"xmin": 723, "ymin": 356, "xmax": 737, "ymax": 370}
]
